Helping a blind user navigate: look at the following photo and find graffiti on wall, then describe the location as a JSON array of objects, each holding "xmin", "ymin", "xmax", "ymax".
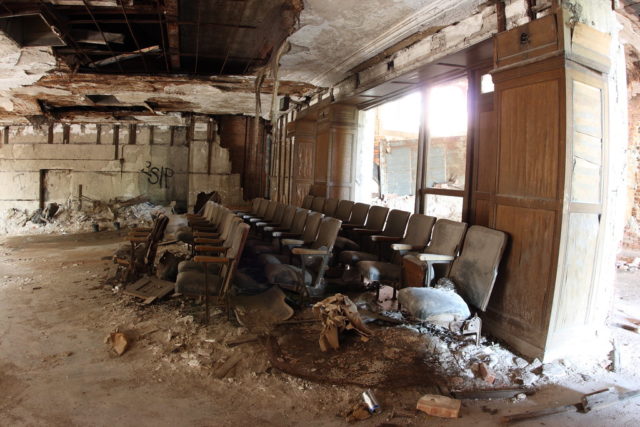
[{"xmin": 140, "ymin": 161, "xmax": 174, "ymax": 189}]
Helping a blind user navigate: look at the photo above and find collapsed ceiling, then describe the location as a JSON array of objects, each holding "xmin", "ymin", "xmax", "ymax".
[{"xmin": 0, "ymin": 0, "xmax": 556, "ymax": 126}]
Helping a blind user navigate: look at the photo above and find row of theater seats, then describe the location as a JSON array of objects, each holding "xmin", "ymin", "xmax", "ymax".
[{"xmin": 175, "ymin": 195, "xmax": 508, "ymax": 326}]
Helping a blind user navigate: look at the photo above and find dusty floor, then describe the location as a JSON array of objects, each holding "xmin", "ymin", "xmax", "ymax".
[{"xmin": 1, "ymin": 231, "xmax": 639, "ymax": 426}]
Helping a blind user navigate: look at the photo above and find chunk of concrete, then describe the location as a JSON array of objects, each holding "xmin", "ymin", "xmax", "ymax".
[{"xmin": 416, "ymin": 394, "xmax": 461, "ymax": 418}]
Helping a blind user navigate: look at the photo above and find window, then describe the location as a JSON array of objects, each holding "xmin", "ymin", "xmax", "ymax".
[
  {"xmin": 357, "ymin": 92, "xmax": 421, "ymax": 212},
  {"xmin": 420, "ymin": 76, "xmax": 469, "ymax": 220}
]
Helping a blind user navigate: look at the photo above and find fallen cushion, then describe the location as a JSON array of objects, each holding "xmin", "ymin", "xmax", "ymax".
[{"xmin": 398, "ymin": 287, "xmax": 470, "ymax": 323}]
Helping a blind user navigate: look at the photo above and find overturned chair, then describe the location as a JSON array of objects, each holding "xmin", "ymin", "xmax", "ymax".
[
  {"xmin": 114, "ymin": 214, "xmax": 169, "ymax": 282},
  {"xmin": 264, "ymin": 217, "xmax": 342, "ymax": 304},
  {"xmin": 398, "ymin": 225, "xmax": 508, "ymax": 340}
]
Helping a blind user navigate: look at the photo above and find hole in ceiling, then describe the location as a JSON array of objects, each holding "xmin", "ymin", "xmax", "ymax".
[
  {"xmin": 86, "ymin": 95, "xmax": 121, "ymax": 105},
  {"xmin": 0, "ymin": 14, "xmax": 65, "ymax": 47}
]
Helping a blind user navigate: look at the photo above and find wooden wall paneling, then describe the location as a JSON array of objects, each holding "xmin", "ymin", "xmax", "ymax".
[
  {"xmin": 289, "ymin": 118, "xmax": 316, "ymax": 206},
  {"xmin": 483, "ymin": 56, "xmax": 566, "ymax": 358},
  {"xmin": 313, "ymin": 104, "xmax": 358, "ymax": 198},
  {"xmin": 544, "ymin": 63, "xmax": 608, "ymax": 360}
]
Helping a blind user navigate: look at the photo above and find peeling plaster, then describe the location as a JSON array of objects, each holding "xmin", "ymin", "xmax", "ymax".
[{"xmin": 280, "ymin": 0, "xmax": 487, "ymax": 87}]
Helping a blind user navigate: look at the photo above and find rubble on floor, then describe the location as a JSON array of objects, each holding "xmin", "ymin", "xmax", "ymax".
[
  {"xmin": 616, "ymin": 255, "xmax": 640, "ymax": 271},
  {"xmin": 0, "ymin": 197, "xmax": 171, "ymax": 236}
]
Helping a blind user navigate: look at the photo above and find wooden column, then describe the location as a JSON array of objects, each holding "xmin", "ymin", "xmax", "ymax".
[
  {"xmin": 477, "ymin": 10, "xmax": 612, "ymax": 360},
  {"xmin": 287, "ymin": 117, "xmax": 317, "ymax": 206},
  {"xmin": 314, "ymin": 104, "xmax": 358, "ymax": 199}
]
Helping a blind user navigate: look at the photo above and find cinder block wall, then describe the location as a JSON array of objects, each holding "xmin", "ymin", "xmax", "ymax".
[{"xmin": 0, "ymin": 118, "xmax": 244, "ymax": 213}]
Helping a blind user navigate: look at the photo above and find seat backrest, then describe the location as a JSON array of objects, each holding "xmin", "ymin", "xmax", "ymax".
[
  {"xmin": 290, "ymin": 209, "xmax": 309, "ymax": 234},
  {"xmin": 334, "ymin": 200, "xmax": 354, "ymax": 222},
  {"xmin": 322, "ymin": 198, "xmax": 339, "ymax": 217},
  {"xmin": 262, "ymin": 200, "xmax": 278, "ymax": 221},
  {"xmin": 201, "ymin": 201, "xmax": 215, "ymax": 219},
  {"xmin": 449, "ymin": 226, "xmax": 507, "ymax": 311},
  {"xmin": 144, "ymin": 214, "xmax": 169, "ymax": 269},
  {"xmin": 255, "ymin": 198, "xmax": 269, "ymax": 217},
  {"xmin": 219, "ymin": 223, "xmax": 250, "ymax": 297},
  {"xmin": 401, "ymin": 214, "xmax": 436, "ymax": 247},
  {"xmin": 301, "ymin": 211, "xmax": 324, "ymax": 243},
  {"xmin": 382, "ymin": 209, "xmax": 411, "ymax": 237},
  {"xmin": 311, "ymin": 218, "xmax": 342, "ymax": 251},
  {"xmin": 279, "ymin": 205, "xmax": 297, "ymax": 229},
  {"xmin": 251, "ymin": 198, "xmax": 262, "ymax": 213},
  {"xmin": 423, "ymin": 219, "xmax": 468, "ymax": 256},
  {"xmin": 221, "ymin": 215, "xmax": 242, "ymax": 243},
  {"xmin": 301, "ymin": 195, "xmax": 314, "ymax": 209},
  {"xmin": 211, "ymin": 204, "xmax": 224, "ymax": 225},
  {"xmin": 271, "ymin": 203, "xmax": 286, "ymax": 224},
  {"xmin": 349, "ymin": 203, "xmax": 370, "ymax": 225},
  {"xmin": 363, "ymin": 205, "xmax": 389, "ymax": 230},
  {"xmin": 310, "ymin": 196, "xmax": 326, "ymax": 213}
]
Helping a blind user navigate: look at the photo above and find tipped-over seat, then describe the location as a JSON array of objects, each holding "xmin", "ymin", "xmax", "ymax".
[{"xmin": 264, "ymin": 217, "xmax": 342, "ymax": 300}]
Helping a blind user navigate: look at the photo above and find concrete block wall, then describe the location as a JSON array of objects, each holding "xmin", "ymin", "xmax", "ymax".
[{"xmin": 0, "ymin": 117, "xmax": 244, "ymax": 213}]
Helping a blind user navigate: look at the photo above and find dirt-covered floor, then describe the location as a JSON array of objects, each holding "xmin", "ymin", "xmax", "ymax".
[{"xmin": 1, "ymin": 232, "xmax": 639, "ymax": 426}]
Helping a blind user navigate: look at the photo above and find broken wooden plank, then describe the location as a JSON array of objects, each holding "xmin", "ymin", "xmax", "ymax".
[
  {"xmin": 500, "ymin": 403, "xmax": 579, "ymax": 423},
  {"xmin": 225, "ymin": 335, "xmax": 258, "ymax": 347},
  {"xmin": 213, "ymin": 353, "xmax": 242, "ymax": 378},
  {"xmin": 123, "ymin": 276, "xmax": 175, "ymax": 304},
  {"xmin": 88, "ymin": 45, "xmax": 160, "ymax": 68},
  {"xmin": 582, "ymin": 388, "xmax": 640, "ymax": 412}
]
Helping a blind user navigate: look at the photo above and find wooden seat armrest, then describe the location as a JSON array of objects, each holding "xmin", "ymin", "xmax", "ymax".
[
  {"xmin": 193, "ymin": 231, "xmax": 220, "ymax": 237},
  {"xmin": 417, "ymin": 253, "xmax": 455, "ymax": 262},
  {"xmin": 281, "ymin": 238, "xmax": 305, "ymax": 246},
  {"xmin": 132, "ymin": 227, "xmax": 152, "ymax": 232},
  {"xmin": 194, "ymin": 245, "xmax": 228, "ymax": 253},
  {"xmin": 193, "ymin": 256, "xmax": 231, "ymax": 264},
  {"xmin": 264, "ymin": 226, "xmax": 286, "ymax": 232},
  {"xmin": 370, "ymin": 235, "xmax": 402, "ymax": 242},
  {"xmin": 353, "ymin": 228, "xmax": 380, "ymax": 235},
  {"xmin": 391, "ymin": 243, "xmax": 422, "ymax": 251},
  {"xmin": 248, "ymin": 217, "xmax": 263, "ymax": 223},
  {"xmin": 292, "ymin": 248, "xmax": 329, "ymax": 255},
  {"xmin": 194, "ymin": 237, "xmax": 224, "ymax": 244},
  {"xmin": 273, "ymin": 232, "xmax": 299, "ymax": 238},
  {"xmin": 255, "ymin": 222, "xmax": 269, "ymax": 227}
]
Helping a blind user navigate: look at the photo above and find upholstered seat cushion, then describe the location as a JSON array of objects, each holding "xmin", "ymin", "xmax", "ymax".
[
  {"xmin": 334, "ymin": 236, "xmax": 360, "ymax": 251},
  {"xmin": 259, "ymin": 253, "xmax": 288, "ymax": 266},
  {"xmin": 357, "ymin": 261, "xmax": 401, "ymax": 283},
  {"xmin": 339, "ymin": 250, "xmax": 377, "ymax": 265},
  {"xmin": 250, "ymin": 244, "xmax": 279, "ymax": 256},
  {"xmin": 175, "ymin": 270, "xmax": 222, "ymax": 296},
  {"xmin": 264, "ymin": 263, "xmax": 312, "ymax": 287},
  {"xmin": 177, "ymin": 260, "xmax": 222, "ymax": 274},
  {"xmin": 397, "ymin": 287, "xmax": 470, "ymax": 323}
]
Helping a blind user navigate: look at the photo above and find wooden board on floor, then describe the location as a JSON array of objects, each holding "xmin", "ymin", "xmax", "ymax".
[{"xmin": 123, "ymin": 276, "xmax": 175, "ymax": 304}]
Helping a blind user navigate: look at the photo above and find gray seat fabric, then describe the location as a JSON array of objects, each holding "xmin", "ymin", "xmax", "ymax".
[
  {"xmin": 339, "ymin": 250, "xmax": 377, "ymax": 265},
  {"xmin": 357, "ymin": 260, "xmax": 401, "ymax": 283},
  {"xmin": 334, "ymin": 236, "xmax": 359, "ymax": 251},
  {"xmin": 177, "ymin": 260, "xmax": 222, "ymax": 275},
  {"xmin": 398, "ymin": 287, "xmax": 470, "ymax": 322},
  {"xmin": 265, "ymin": 264, "xmax": 313, "ymax": 287},
  {"xmin": 176, "ymin": 270, "xmax": 223, "ymax": 295},
  {"xmin": 259, "ymin": 253, "xmax": 288, "ymax": 265}
]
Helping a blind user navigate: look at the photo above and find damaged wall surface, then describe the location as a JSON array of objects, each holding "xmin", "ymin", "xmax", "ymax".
[{"xmin": 0, "ymin": 116, "xmax": 245, "ymax": 214}]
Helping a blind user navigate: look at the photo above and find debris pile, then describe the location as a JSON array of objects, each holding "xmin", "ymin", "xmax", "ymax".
[
  {"xmin": 313, "ymin": 293, "xmax": 373, "ymax": 352},
  {"xmin": 616, "ymin": 256, "xmax": 640, "ymax": 271},
  {"xmin": 0, "ymin": 197, "xmax": 169, "ymax": 236}
]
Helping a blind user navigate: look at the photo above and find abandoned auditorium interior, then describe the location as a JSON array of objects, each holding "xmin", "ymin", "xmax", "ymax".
[{"xmin": 2, "ymin": 0, "xmax": 640, "ymax": 425}]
